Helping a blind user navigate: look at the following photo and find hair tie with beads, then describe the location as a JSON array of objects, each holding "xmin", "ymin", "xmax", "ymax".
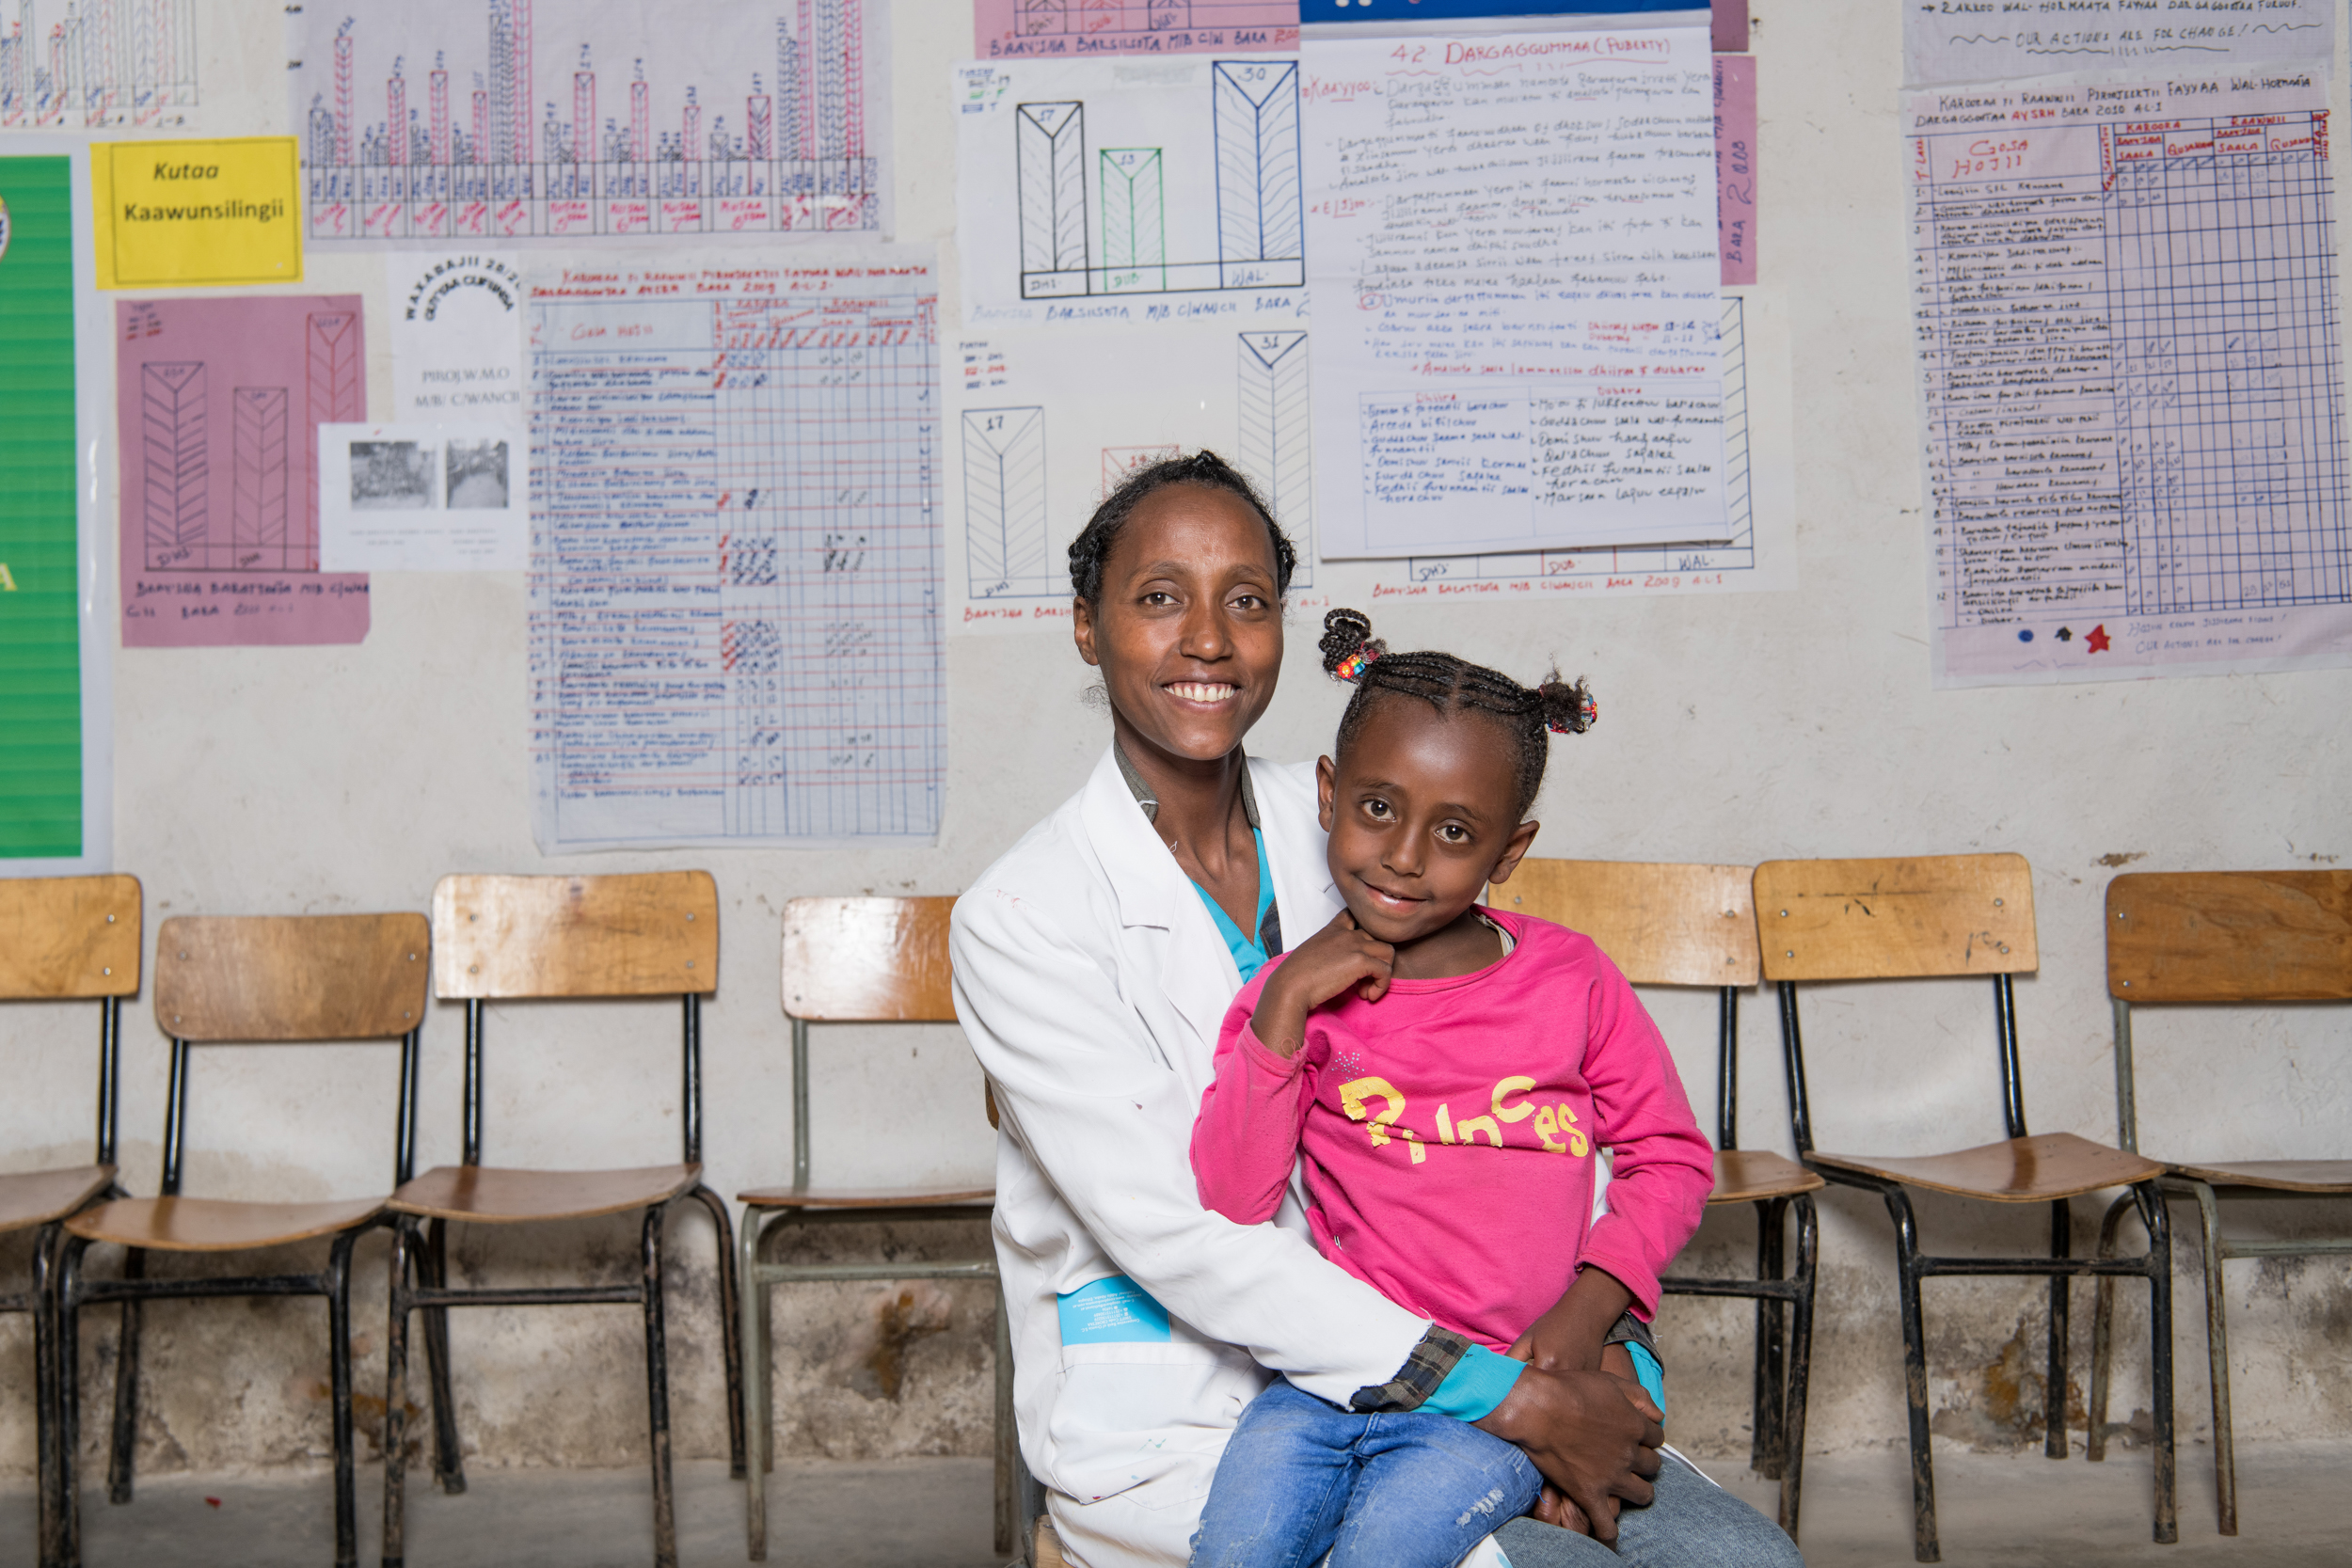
[
  {"xmin": 1549, "ymin": 693, "xmax": 1597, "ymax": 735},
  {"xmin": 1332, "ymin": 643, "xmax": 1380, "ymax": 683}
]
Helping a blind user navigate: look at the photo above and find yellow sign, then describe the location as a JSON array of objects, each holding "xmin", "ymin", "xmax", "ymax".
[{"xmin": 94, "ymin": 138, "xmax": 302, "ymax": 289}]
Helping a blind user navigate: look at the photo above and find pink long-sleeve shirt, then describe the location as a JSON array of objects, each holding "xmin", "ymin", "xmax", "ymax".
[{"xmin": 1189, "ymin": 909, "xmax": 1714, "ymax": 1350}]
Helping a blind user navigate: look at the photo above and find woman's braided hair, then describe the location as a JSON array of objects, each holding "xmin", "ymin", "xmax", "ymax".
[
  {"xmin": 1067, "ymin": 450, "xmax": 1296, "ymax": 605},
  {"xmin": 1318, "ymin": 608, "xmax": 1595, "ymax": 818}
]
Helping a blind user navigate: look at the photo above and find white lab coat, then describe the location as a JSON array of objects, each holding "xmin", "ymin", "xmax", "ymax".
[{"xmin": 952, "ymin": 747, "xmax": 1511, "ymax": 1568}]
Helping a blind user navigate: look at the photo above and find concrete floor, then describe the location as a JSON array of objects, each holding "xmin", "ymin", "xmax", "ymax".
[{"xmin": 2, "ymin": 1441, "xmax": 2344, "ymax": 1567}]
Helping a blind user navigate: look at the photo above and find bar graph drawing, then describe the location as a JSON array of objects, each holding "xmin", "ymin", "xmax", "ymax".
[
  {"xmin": 1, "ymin": 0, "xmax": 199, "ymax": 129},
  {"xmin": 1235, "ymin": 328, "xmax": 1310, "ymax": 586},
  {"xmin": 963, "ymin": 406, "xmax": 1053, "ymax": 598},
  {"xmin": 290, "ymin": 0, "xmax": 884, "ymax": 245},
  {"xmin": 141, "ymin": 362, "xmax": 207, "ymax": 568},
  {"xmin": 230, "ymin": 388, "xmax": 291, "ymax": 566},
  {"xmin": 1007, "ymin": 58, "xmax": 1300, "ymax": 301},
  {"xmin": 1212, "ymin": 61, "xmax": 1295, "ymax": 289}
]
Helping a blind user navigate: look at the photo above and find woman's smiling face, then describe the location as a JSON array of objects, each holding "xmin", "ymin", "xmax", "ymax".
[{"xmin": 1073, "ymin": 483, "xmax": 1284, "ymax": 768}]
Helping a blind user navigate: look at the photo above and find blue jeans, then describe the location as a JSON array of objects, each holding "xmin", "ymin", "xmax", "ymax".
[
  {"xmin": 1492, "ymin": 1449, "xmax": 1804, "ymax": 1568},
  {"xmin": 1189, "ymin": 1377, "xmax": 1544, "ymax": 1568}
]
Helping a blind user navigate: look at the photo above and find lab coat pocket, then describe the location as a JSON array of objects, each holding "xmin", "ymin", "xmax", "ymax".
[{"xmin": 1045, "ymin": 1276, "xmax": 1263, "ymax": 1510}]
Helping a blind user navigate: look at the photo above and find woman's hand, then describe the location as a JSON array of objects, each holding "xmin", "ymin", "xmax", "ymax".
[
  {"xmin": 1473, "ymin": 1364, "xmax": 1663, "ymax": 1544},
  {"xmin": 1250, "ymin": 911, "xmax": 1394, "ymax": 1059}
]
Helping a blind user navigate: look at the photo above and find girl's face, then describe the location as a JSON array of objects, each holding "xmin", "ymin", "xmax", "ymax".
[
  {"xmin": 1073, "ymin": 484, "xmax": 1284, "ymax": 767},
  {"xmin": 1315, "ymin": 700, "xmax": 1540, "ymax": 947}
]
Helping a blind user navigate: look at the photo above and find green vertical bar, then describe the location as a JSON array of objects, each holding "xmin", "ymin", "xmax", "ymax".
[{"xmin": 0, "ymin": 156, "xmax": 86, "ymax": 858}]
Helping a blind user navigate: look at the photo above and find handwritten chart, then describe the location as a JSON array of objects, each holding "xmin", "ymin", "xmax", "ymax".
[
  {"xmin": 972, "ymin": 0, "xmax": 1296, "ymax": 60},
  {"xmin": 946, "ymin": 322, "xmax": 1317, "ymax": 634},
  {"xmin": 1910, "ymin": 71, "xmax": 2352, "ymax": 685},
  {"xmin": 290, "ymin": 0, "xmax": 888, "ymax": 245},
  {"xmin": 115, "ymin": 294, "xmax": 372, "ymax": 646},
  {"xmin": 2, "ymin": 0, "xmax": 199, "ymax": 129},
  {"xmin": 955, "ymin": 54, "xmax": 1307, "ymax": 327},
  {"xmin": 1302, "ymin": 27, "xmax": 1723, "ymax": 559},
  {"xmin": 528, "ymin": 255, "xmax": 943, "ymax": 848},
  {"xmin": 1906, "ymin": 0, "xmax": 2331, "ymax": 87}
]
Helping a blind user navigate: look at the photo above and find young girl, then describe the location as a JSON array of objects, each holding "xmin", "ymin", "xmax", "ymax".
[{"xmin": 1186, "ymin": 609, "xmax": 1716, "ymax": 1568}]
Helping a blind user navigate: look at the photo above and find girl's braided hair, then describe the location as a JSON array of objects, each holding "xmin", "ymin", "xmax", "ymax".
[
  {"xmin": 1067, "ymin": 450, "xmax": 1297, "ymax": 605},
  {"xmin": 1318, "ymin": 608, "xmax": 1595, "ymax": 818}
]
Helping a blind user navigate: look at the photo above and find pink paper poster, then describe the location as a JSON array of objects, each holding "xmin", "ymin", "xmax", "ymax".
[
  {"xmin": 116, "ymin": 295, "xmax": 371, "ymax": 647},
  {"xmin": 974, "ymin": 0, "xmax": 1296, "ymax": 59},
  {"xmin": 1715, "ymin": 55, "xmax": 1756, "ymax": 287}
]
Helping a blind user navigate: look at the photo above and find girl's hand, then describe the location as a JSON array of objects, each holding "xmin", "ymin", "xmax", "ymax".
[
  {"xmin": 1250, "ymin": 911, "xmax": 1394, "ymax": 1058},
  {"xmin": 1507, "ymin": 1267, "xmax": 1635, "ymax": 1375}
]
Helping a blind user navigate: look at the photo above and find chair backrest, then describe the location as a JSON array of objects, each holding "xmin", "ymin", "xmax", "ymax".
[
  {"xmin": 1497, "ymin": 859, "xmax": 1758, "ymax": 988},
  {"xmin": 433, "ymin": 871, "xmax": 718, "ymax": 999},
  {"xmin": 151, "ymin": 912, "xmax": 431, "ymax": 1195},
  {"xmin": 0, "ymin": 874, "xmax": 142, "ymax": 1001},
  {"xmin": 1754, "ymin": 853, "xmax": 2037, "ymax": 982},
  {"xmin": 429, "ymin": 871, "xmax": 719, "ymax": 1167},
  {"xmin": 0, "ymin": 873, "xmax": 143, "ymax": 1166},
  {"xmin": 782, "ymin": 895, "xmax": 955, "ymax": 1022},
  {"xmin": 2107, "ymin": 870, "xmax": 2352, "ymax": 1004},
  {"xmin": 2105, "ymin": 870, "xmax": 2352, "ymax": 1150},
  {"xmin": 779, "ymin": 896, "xmax": 958, "ymax": 1190},
  {"xmin": 1495, "ymin": 859, "xmax": 1755, "ymax": 1148},
  {"xmin": 1752, "ymin": 854, "xmax": 2039, "ymax": 1154}
]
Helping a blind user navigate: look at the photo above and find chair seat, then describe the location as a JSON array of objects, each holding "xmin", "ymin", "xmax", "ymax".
[
  {"xmin": 1810, "ymin": 1132, "xmax": 2164, "ymax": 1203},
  {"xmin": 2166, "ymin": 1158, "xmax": 2352, "ymax": 1195},
  {"xmin": 1708, "ymin": 1149, "xmax": 1825, "ymax": 1205},
  {"xmin": 739, "ymin": 1183, "xmax": 993, "ymax": 1211},
  {"xmin": 65, "ymin": 1195, "xmax": 384, "ymax": 1252},
  {"xmin": 389, "ymin": 1164, "xmax": 702, "ymax": 1224},
  {"xmin": 0, "ymin": 1164, "xmax": 116, "ymax": 1236}
]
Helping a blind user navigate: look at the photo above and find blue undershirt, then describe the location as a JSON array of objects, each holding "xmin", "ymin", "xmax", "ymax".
[{"xmin": 1189, "ymin": 826, "xmax": 1277, "ymax": 983}]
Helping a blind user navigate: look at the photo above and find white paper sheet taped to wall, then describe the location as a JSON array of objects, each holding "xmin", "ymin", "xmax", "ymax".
[
  {"xmin": 389, "ymin": 252, "xmax": 526, "ymax": 425},
  {"xmin": 1909, "ymin": 68, "xmax": 2352, "ymax": 686},
  {"xmin": 289, "ymin": 0, "xmax": 891, "ymax": 246},
  {"xmin": 945, "ymin": 293, "xmax": 1790, "ymax": 635},
  {"xmin": 1300, "ymin": 26, "xmax": 1725, "ymax": 560},
  {"xmin": 1904, "ymin": 0, "xmax": 2333, "ymax": 88},
  {"xmin": 528, "ymin": 249, "xmax": 944, "ymax": 849},
  {"xmin": 953, "ymin": 54, "xmax": 1310, "ymax": 330}
]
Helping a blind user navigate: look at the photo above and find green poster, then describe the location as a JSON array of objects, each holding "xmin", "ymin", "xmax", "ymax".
[{"xmin": 0, "ymin": 155, "xmax": 86, "ymax": 859}]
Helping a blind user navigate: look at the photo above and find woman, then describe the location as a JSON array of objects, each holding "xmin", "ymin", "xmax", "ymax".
[{"xmin": 950, "ymin": 453, "xmax": 1797, "ymax": 1568}]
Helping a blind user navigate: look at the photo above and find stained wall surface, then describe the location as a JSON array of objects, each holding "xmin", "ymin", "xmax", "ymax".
[{"xmin": 0, "ymin": 0, "xmax": 2345, "ymax": 1486}]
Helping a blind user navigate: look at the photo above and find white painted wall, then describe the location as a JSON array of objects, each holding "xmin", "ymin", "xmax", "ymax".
[{"xmin": 2, "ymin": 0, "xmax": 2345, "ymax": 1489}]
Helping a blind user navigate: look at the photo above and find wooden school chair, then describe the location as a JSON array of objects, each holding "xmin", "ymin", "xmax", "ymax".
[
  {"xmin": 0, "ymin": 875, "xmax": 140, "ymax": 1568},
  {"xmin": 1755, "ymin": 854, "xmax": 2176, "ymax": 1563},
  {"xmin": 380, "ymin": 872, "xmax": 744, "ymax": 1568},
  {"xmin": 50, "ymin": 912, "xmax": 428, "ymax": 1568},
  {"xmin": 1494, "ymin": 859, "xmax": 1822, "ymax": 1540},
  {"xmin": 2086, "ymin": 870, "xmax": 2352, "ymax": 1537},
  {"xmin": 736, "ymin": 896, "xmax": 1010, "ymax": 1561}
]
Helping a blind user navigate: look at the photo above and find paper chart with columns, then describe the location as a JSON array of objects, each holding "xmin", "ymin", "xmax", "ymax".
[
  {"xmin": 955, "ymin": 55, "xmax": 1307, "ymax": 328},
  {"xmin": 287, "ymin": 0, "xmax": 889, "ymax": 245},
  {"xmin": 1, "ymin": 0, "xmax": 198, "ymax": 129}
]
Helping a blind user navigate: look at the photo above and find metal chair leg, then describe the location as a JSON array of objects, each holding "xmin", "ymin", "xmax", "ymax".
[
  {"xmin": 421, "ymin": 1217, "xmax": 466, "ymax": 1495},
  {"xmin": 2134, "ymin": 1180, "xmax": 2178, "ymax": 1545},
  {"xmin": 2046, "ymin": 1198, "xmax": 2072, "ymax": 1460},
  {"xmin": 33, "ymin": 1225, "xmax": 61, "ymax": 1568},
  {"xmin": 1882, "ymin": 1184, "xmax": 1940, "ymax": 1563},
  {"xmin": 2086, "ymin": 1191, "xmax": 2134, "ymax": 1464},
  {"xmin": 1779, "ymin": 1193, "xmax": 1819, "ymax": 1544},
  {"xmin": 382, "ymin": 1218, "xmax": 415, "ymax": 1568},
  {"xmin": 1753, "ymin": 1197, "xmax": 1788, "ymax": 1480},
  {"xmin": 327, "ymin": 1229, "xmax": 361, "ymax": 1568},
  {"xmin": 642, "ymin": 1203, "xmax": 679, "ymax": 1568},
  {"xmin": 106, "ymin": 1245, "xmax": 144, "ymax": 1505},
  {"xmin": 994, "ymin": 1278, "xmax": 1016, "ymax": 1557},
  {"xmin": 50, "ymin": 1236, "xmax": 90, "ymax": 1568},
  {"xmin": 686, "ymin": 1183, "xmax": 748, "ymax": 1481},
  {"xmin": 2182, "ymin": 1180, "xmax": 2234, "ymax": 1536},
  {"xmin": 741, "ymin": 1209, "xmax": 771, "ymax": 1562}
]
